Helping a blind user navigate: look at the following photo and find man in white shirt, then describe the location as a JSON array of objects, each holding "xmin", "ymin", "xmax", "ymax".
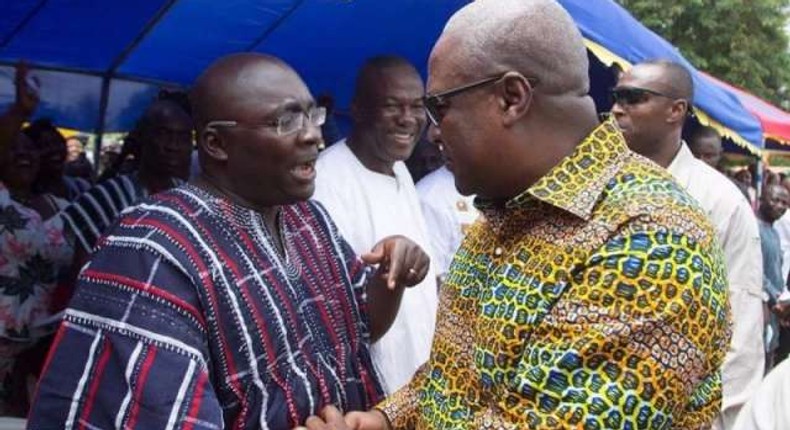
[
  {"xmin": 774, "ymin": 176, "xmax": 790, "ymax": 282},
  {"xmin": 313, "ymin": 56, "xmax": 438, "ymax": 394},
  {"xmin": 417, "ymin": 125, "xmax": 479, "ymax": 277},
  {"xmin": 734, "ymin": 356, "xmax": 790, "ymax": 430},
  {"xmin": 613, "ymin": 60, "xmax": 765, "ymax": 430}
]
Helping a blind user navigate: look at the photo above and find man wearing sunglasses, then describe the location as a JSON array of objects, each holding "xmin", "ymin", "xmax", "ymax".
[
  {"xmin": 29, "ymin": 53, "xmax": 432, "ymax": 429},
  {"xmin": 300, "ymin": 1, "xmax": 729, "ymax": 429},
  {"xmin": 313, "ymin": 56, "xmax": 439, "ymax": 396},
  {"xmin": 613, "ymin": 60, "xmax": 764, "ymax": 430}
]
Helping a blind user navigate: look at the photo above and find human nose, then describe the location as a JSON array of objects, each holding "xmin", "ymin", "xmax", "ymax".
[
  {"xmin": 610, "ymin": 100, "xmax": 626, "ymax": 116},
  {"xmin": 298, "ymin": 116, "xmax": 324, "ymax": 148}
]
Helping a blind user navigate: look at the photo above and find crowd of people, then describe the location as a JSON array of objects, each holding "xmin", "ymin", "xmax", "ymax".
[{"xmin": 0, "ymin": 0, "xmax": 788, "ymax": 428}]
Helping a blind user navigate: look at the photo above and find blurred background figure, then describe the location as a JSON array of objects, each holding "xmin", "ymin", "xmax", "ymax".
[{"xmin": 63, "ymin": 135, "xmax": 94, "ymax": 183}]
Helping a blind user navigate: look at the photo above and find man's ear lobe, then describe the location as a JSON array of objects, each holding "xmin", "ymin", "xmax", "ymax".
[
  {"xmin": 501, "ymin": 72, "xmax": 532, "ymax": 127},
  {"xmin": 200, "ymin": 130, "xmax": 229, "ymax": 162},
  {"xmin": 668, "ymin": 99, "xmax": 689, "ymax": 124}
]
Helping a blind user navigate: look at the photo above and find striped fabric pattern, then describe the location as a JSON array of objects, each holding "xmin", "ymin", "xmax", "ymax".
[
  {"xmin": 29, "ymin": 184, "xmax": 382, "ymax": 429},
  {"xmin": 60, "ymin": 174, "xmax": 146, "ymax": 255},
  {"xmin": 63, "ymin": 176, "xmax": 92, "ymax": 201}
]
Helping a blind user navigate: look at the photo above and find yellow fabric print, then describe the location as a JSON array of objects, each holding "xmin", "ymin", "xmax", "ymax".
[{"xmin": 378, "ymin": 120, "xmax": 730, "ymax": 430}]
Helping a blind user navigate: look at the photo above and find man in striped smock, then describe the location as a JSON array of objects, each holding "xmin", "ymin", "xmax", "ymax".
[
  {"xmin": 60, "ymin": 99, "xmax": 193, "ymax": 260},
  {"xmin": 28, "ymin": 53, "xmax": 431, "ymax": 429}
]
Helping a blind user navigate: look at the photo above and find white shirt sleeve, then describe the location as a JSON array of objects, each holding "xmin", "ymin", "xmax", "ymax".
[
  {"xmin": 733, "ymin": 357, "xmax": 790, "ymax": 430},
  {"xmin": 419, "ymin": 196, "xmax": 457, "ymax": 276},
  {"xmin": 715, "ymin": 196, "xmax": 766, "ymax": 424}
]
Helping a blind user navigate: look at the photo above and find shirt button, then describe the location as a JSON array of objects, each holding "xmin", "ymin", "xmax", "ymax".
[{"xmin": 494, "ymin": 247, "xmax": 503, "ymax": 256}]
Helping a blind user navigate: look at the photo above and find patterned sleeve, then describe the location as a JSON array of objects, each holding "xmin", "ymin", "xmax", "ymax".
[
  {"xmin": 508, "ymin": 221, "xmax": 730, "ymax": 429},
  {"xmin": 28, "ymin": 238, "xmax": 223, "ymax": 429}
]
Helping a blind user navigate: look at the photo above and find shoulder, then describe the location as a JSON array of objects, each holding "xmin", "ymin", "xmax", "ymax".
[
  {"xmin": 316, "ymin": 141, "xmax": 359, "ymax": 187},
  {"xmin": 119, "ymin": 184, "xmax": 202, "ymax": 221},
  {"xmin": 317, "ymin": 140, "xmax": 353, "ymax": 166},
  {"xmin": 691, "ymin": 157, "xmax": 751, "ymax": 206},
  {"xmin": 417, "ymin": 167, "xmax": 453, "ymax": 195},
  {"xmin": 600, "ymin": 153, "xmax": 717, "ymax": 246}
]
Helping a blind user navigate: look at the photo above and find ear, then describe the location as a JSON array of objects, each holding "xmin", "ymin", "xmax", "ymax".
[
  {"xmin": 199, "ymin": 128, "xmax": 229, "ymax": 162},
  {"xmin": 499, "ymin": 72, "xmax": 533, "ymax": 127},
  {"xmin": 666, "ymin": 99, "xmax": 689, "ymax": 124}
]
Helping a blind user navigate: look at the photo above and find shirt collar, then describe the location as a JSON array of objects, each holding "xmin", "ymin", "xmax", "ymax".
[
  {"xmin": 475, "ymin": 119, "xmax": 630, "ymax": 221},
  {"xmin": 666, "ymin": 141, "xmax": 693, "ymax": 184}
]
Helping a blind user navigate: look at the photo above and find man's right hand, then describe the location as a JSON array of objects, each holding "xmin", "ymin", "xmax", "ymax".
[
  {"xmin": 344, "ymin": 409, "xmax": 391, "ymax": 430},
  {"xmin": 14, "ymin": 62, "xmax": 40, "ymax": 116},
  {"xmin": 294, "ymin": 406, "xmax": 390, "ymax": 430}
]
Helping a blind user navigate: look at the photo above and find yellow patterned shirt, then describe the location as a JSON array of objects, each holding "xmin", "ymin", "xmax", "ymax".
[{"xmin": 378, "ymin": 120, "xmax": 731, "ymax": 429}]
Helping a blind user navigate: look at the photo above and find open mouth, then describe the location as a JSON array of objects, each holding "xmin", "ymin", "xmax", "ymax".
[
  {"xmin": 390, "ymin": 131, "xmax": 415, "ymax": 144},
  {"xmin": 14, "ymin": 158, "xmax": 34, "ymax": 169},
  {"xmin": 291, "ymin": 159, "xmax": 316, "ymax": 181}
]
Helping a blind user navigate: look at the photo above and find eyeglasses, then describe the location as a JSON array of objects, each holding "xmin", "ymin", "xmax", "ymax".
[
  {"xmin": 205, "ymin": 106, "xmax": 327, "ymax": 136},
  {"xmin": 423, "ymin": 73, "xmax": 539, "ymax": 126},
  {"xmin": 609, "ymin": 87, "xmax": 680, "ymax": 106}
]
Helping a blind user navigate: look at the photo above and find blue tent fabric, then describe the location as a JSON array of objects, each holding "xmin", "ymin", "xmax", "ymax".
[
  {"xmin": 0, "ymin": 0, "xmax": 466, "ymax": 133},
  {"xmin": 559, "ymin": 0, "xmax": 764, "ymax": 149},
  {"xmin": 0, "ymin": 0, "xmax": 764, "ymax": 151}
]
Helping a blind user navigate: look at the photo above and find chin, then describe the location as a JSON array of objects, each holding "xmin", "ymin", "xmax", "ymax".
[
  {"xmin": 291, "ymin": 184, "xmax": 315, "ymax": 203},
  {"xmin": 453, "ymin": 177, "xmax": 475, "ymax": 196}
]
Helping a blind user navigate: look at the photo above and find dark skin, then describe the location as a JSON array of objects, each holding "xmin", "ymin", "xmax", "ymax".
[
  {"xmin": 0, "ymin": 63, "xmax": 38, "ymax": 181},
  {"xmin": 758, "ymin": 184, "xmax": 790, "ymax": 325},
  {"xmin": 347, "ymin": 64, "xmax": 427, "ymax": 177},
  {"xmin": 32, "ymin": 127, "xmax": 69, "ymax": 199},
  {"xmin": 0, "ymin": 64, "xmax": 59, "ymax": 219},
  {"xmin": 688, "ymin": 133, "xmax": 723, "ymax": 169},
  {"xmin": 612, "ymin": 64, "xmax": 690, "ymax": 168},
  {"xmin": 758, "ymin": 183, "xmax": 789, "ymax": 224},
  {"xmin": 191, "ymin": 53, "xmax": 430, "ymax": 343},
  {"xmin": 135, "ymin": 101, "xmax": 194, "ymax": 194},
  {"xmin": 62, "ymin": 100, "xmax": 193, "ymax": 298},
  {"xmin": 425, "ymin": 35, "xmax": 598, "ymax": 200},
  {"xmin": 301, "ymin": 30, "xmax": 602, "ymax": 430}
]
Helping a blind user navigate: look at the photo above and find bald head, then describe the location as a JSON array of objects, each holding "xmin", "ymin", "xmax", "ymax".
[
  {"xmin": 140, "ymin": 99, "xmax": 191, "ymax": 129},
  {"xmin": 134, "ymin": 98, "xmax": 193, "ymax": 180},
  {"xmin": 353, "ymin": 55, "xmax": 421, "ymax": 106},
  {"xmin": 436, "ymin": 0, "xmax": 589, "ymax": 95},
  {"xmin": 188, "ymin": 53, "xmax": 322, "ymax": 209},
  {"xmin": 191, "ymin": 53, "xmax": 304, "ymax": 129},
  {"xmin": 632, "ymin": 60, "xmax": 694, "ymax": 103}
]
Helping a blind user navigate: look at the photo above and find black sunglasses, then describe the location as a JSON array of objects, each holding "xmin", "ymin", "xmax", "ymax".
[
  {"xmin": 609, "ymin": 86, "xmax": 680, "ymax": 106},
  {"xmin": 423, "ymin": 73, "xmax": 539, "ymax": 126}
]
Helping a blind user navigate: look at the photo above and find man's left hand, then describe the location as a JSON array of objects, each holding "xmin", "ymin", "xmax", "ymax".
[
  {"xmin": 295, "ymin": 406, "xmax": 350, "ymax": 430},
  {"xmin": 361, "ymin": 235, "xmax": 430, "ymax": 289}
]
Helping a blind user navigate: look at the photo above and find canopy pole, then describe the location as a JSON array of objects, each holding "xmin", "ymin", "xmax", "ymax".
[{"xmin": 93, "ymin": 75, "xmax": 111, "ymax": 174}]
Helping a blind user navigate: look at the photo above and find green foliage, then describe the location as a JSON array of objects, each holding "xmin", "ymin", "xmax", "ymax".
[{"xmin": 617, "ymin": 0, "xmax": 790, "ymax": 109}]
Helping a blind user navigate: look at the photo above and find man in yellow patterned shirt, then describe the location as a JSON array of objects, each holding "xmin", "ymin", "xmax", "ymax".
[{"xmin": 296, "ymin": 0, "xmax": 731, "ymax": 429}]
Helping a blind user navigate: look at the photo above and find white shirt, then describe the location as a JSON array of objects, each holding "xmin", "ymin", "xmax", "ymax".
[
  {"xmin": 313, "ymin": 140, "xmax": 438, "ymax": 394},
  {"xmin": 733, "ymin": 356, "xmax": 790, "ymax": 430},
  {"xmin": 773, "ymin": 211, "xmax": 790, "ymax": 283},
  {"xmin": 416, "ymin": 166, "xmax": 479, "ymax": 276},
  {"xmin": 667, "ymin": 143, "xmax": 765, "ymax": 430}
]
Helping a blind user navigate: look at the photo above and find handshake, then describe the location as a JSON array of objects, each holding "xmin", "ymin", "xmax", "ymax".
[{"xmin": 294, "ymin": 406, "xmax": 391, "ymax": 430}]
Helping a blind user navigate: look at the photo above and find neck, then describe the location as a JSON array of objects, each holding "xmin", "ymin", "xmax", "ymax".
[
  {"xmin": 346, "ymin": 131, "xmax": 396, "ymax": 176},
  {"xmin": 9, "ymin": 186, "xmax": 32, "ymax": 204},
  {"xmin": 646, "ymin": 131, "xmax": 683, "ymax": 169},
  {"xmin": 192, "ymin": 172, "xmax": 280, "ymax": 225},
  {"xmin": 193, "ymin": 172, "xmax": 283, "ymax": 255},
  {"xmin": 758, "ymin": 211, "xmax": 775, "ymax": 225},
  {"xmin": 506, "ymin": 103, "xmax": 600, "ymax": 198},
  {"xmin": 138, "ymin": 167, "xmax": 173, "ymax": 195},
  {"xmin": 38, "ymin": 174, "xmax": 64, "ymax": 188}
]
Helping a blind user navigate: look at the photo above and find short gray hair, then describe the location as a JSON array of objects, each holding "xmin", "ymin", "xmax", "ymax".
[{"xmin": 440, "ymin": 0, "xmax": 589, "ymax": 95}]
